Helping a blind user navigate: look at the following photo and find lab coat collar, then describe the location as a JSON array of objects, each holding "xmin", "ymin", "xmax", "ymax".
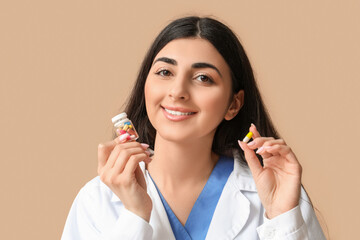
[
  {"xmin": 110, "ymin": 150, "xmax": 256, "ymax": 202},
  {"xmin": 110, "ymin": 150, "xmax": 258, "ymax": 239},
  {"xmin": 231, "ymin": 149, "xmax": 258, "ymax": 192}
]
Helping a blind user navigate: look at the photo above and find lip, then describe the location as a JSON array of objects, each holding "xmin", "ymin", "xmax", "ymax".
[{"xmin": 161, "ymin": 105, "xmax": 197, "ymax": 122}]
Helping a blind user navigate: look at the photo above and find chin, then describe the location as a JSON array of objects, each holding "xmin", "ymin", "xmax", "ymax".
[{"xmin": 156, "ymin": 128, "xmax": 192, "ymax": 143}]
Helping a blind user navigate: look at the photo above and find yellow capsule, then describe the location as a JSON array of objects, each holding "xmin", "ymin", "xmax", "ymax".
[
  {"xmin": 123, "ymin": 124, "xmax": 129, "ymax": 131},
  {"xmin": 242, "ymin": 131, "xmax": 253, "ymax": 143}
]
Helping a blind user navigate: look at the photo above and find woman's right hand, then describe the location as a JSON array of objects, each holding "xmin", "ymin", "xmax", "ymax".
[{"xmin": 97, "ymin": 138, "xmax": 153, "ymax": 222}]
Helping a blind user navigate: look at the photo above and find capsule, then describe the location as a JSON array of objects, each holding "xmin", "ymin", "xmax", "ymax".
[{"xmin": 242, "ymin": 131, "xmax": 253, "ymax": 143}]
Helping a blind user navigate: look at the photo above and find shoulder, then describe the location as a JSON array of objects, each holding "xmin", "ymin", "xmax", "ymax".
[
  {"xmin": 62, "ymin": 177, "xmax": 130, "ymax": 237},
  {"xmin": 79, "ymin": 176, "xmax": 111, "ymax": 197},
  {"xmin": 75, "ymin": 176, "xmax": 121, "ymax": 209},
  {"xmin": 71, "ymin": 177, "xmax": 123, "ymax": 229}
]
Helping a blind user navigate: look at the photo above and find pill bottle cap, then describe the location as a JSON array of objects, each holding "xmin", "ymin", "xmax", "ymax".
[{"xmin": 111, "ymin": 112, "xmax": 127, "ymax": 124}]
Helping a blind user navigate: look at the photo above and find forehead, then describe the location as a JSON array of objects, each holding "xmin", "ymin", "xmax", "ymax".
[{"xmin": 154, "ymin": 38, "xmax": 230, "ymax": 73}]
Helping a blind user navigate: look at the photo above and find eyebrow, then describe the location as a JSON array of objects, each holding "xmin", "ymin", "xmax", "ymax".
[
  {"xmin": 153, "ymin": 57, "xmax": 177, "ymax": 66},
  {"xmin": 153, "ymin": 57, "xmax": 222, "ymax": 77}
]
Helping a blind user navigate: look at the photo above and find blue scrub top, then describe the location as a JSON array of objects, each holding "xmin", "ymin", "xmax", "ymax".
[{"xmin": 149, "ymin": 156, "xmax": 234, "ymax": 240}]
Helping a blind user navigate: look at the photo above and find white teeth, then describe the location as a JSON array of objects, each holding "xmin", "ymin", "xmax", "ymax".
[{"xmin": 164, "ymin": 108, "xmax": 194, "ymax": 116}]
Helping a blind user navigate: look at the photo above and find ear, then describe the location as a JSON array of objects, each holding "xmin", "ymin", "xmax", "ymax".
[{"xmin": 224, "ymin": 90, "xmax": 244, "ymax": 120}]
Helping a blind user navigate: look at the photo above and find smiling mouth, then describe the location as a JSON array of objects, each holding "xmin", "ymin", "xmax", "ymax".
[{"xmin": 162, "ymin": 107, "xmax": 196, "ymax": 116}]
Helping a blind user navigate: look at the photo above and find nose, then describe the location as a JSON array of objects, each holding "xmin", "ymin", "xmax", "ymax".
[{"xmin": 168, "ymin": 74, "xmax": 190, "ymax": 101}]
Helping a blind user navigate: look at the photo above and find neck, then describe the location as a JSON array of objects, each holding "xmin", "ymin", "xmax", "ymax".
[{"xmin": 147, "ymin": 133, "xmax": 219, "ymax": 192}]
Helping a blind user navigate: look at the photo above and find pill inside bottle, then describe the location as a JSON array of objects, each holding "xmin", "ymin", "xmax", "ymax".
[{"xmin": 112, "ymin": 112, "xmax": 139, "ymax": 142}]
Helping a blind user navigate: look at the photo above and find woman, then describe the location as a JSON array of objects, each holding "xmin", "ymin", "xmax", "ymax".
[{"xmin": 62, "ymin": 16, "xmax": 326, "ymax": 239}]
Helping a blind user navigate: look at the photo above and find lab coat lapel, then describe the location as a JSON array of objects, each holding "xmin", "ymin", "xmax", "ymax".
[
  {"xmin": 144, "ymin": 169, "xmax": 176, "ymax": 240},
  {"xmin": 112, "ymin": 163, "xmax": 175, "ymax": 239},
  {"xmin": 205, "ymin": 153, "xmax": 257, "ymax": 240},
  {"xmin": 138, "ymin": 152, "xmax": 257, "ymax": 240},
  {"xmin": 205, "ymin": 174, "xmax": 251, "ymax": 240}
]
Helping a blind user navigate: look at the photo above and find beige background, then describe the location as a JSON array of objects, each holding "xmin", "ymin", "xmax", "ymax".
[{"xmin": 1, "ymin": 0, "xmax": 359, "ymax": 239}]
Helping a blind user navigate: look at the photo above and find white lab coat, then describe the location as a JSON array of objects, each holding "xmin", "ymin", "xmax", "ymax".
[{"xmin": 61, "ymin": 152, "xmax": 326, "ymax": 240}]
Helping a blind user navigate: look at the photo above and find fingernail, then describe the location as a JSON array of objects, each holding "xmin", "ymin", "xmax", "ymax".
[
  {"xmin": 247, "ymin": 141, "xmax": 255, "ymax": 146},
  {"xmin": 140, "ymin": 143, "xmax": 149, "ymax": 149},
  {"xmin": 148, "ymin": 149, "xmax": 154, "ymax": 157},
  {"xmin": 238, "ymin": 140, "xmax": 244, "ymax": 150},
  {"xmin": 118, "ymin": 133, "xmax": 130, "ymax": 142},
  {"xmin": 256, "ymin": 146, "xmax": 264, "ymax": 154},
  {"xmin": 119, "ymin": 133, "xmax": 130, "ymax": 141},
  {"xmin": 251, "ymin": 123, "xmax": 256, "ymax": 128},
  {"xmin": 145, "ymin": 150, "xmax": 151, "ymax": 156}
]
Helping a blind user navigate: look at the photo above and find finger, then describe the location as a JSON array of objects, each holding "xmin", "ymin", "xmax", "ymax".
[
  {"xmin": 255, "ymin": 146, "xmax": 277, "ymax": 159},
  {"xmin": 262, "ymin": 151, "xmax": 302, "ymax": 178},
  {"xmin": 256, "ymin": 141, "xmax": 284, "ymax": 159},
  {"xmin": 102, "ymin": 141, "xmax": 149, "ymax": 172},
  {"xmin": 247, "ymin": 124, "xmax": 287, "ymax": 158},
  {"xmin": 246, "ymin": 137, "xmax": 278, "ymax": 150},
  {"xmin": 246, "ymin": 124, "xmax": 272, "ymax": 158},
  {"xmin": 98, "ymin": 141, "xmax": 118, "ymax": 173},
  {"xmin": 115, "ymin": 141, "xmax": 149, "ymax": 149},
  {"xmin": 248, "ymin": 124, "xmax": 272, "ymax": 158},
  {"xmin": 116, "ymin": 133, "xmax": 133, "ymax": 143},
  {"xmin": 103, "ymin": 144, "xmax": 122, "ymax": 171},
  {"xmin": 113, "ymin": 148, "xmax": 150, "ymax": 174},
  {"xmin": 99, "ymin": 136, "xmax": 143, "ymax": 164},
  {"xmin": 114, "ymin": 133, "xmax": 136, "ymax": 144},
  {"xmin": 262, "ymin": 155, "xmax": 284, "ymax": 169},
  {"xmin": 248, "ymin": 137, "xmax": 286, "ymax": 158},
  {"xmin": 106, "ymin": 143, "xmax": 148, "ymax": 170},
  {"xmin": 250, "ymin": 123, "xmax": 261, "ymax": 138},
  {"xmin": 122, "ymin": 153, "xmax": 149, "ymax": 177},
  {"xmin": 238, "ymin": 140, "xmax": 263, "ymax": 178},
  {"xmin": 261, "ymin": 144, "xmax": 298, "ymax": 163}
]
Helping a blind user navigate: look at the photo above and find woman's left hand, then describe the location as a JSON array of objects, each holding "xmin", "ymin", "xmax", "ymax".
[{"xmin": 238, "ymin": 124, "xmax": 302, "ymax": 219}]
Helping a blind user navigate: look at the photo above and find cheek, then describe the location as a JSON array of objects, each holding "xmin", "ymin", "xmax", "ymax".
[
  {"xmin": 144, "ymin": 78, "xmax": 167, "ymax": 122},
  {"xmin": 198, "ymin": 89, "xmax": 230, "ymax": 117},
  {"xmin": 145, "ymin": 79, "xmax": 162, "ymax": 106},
  {"xmin": 192, "ymin": 89, "xmax": 231, "ymax": 135},
  {"xmin": 144, "ymin": 80, "xmax": 153, "ymax": 114}
]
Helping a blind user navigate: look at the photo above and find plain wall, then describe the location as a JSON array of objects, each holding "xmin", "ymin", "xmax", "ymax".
[{"xmin": 1, "ymin": 1, "xmax": 359, "ymax": 239}]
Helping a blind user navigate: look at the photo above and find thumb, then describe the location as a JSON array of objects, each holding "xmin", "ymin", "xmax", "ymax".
[{"xmin": 238, "ymin": 140, "xmax": 263, "ymax": 178}]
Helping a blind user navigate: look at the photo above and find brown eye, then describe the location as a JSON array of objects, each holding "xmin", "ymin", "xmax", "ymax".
[
  {"xmin": 195, "ymin": 74, "xmax": 214, "ymax": 84},
  {"xmin": 156, "ymin": 69, "xmax": 172, "ymax": 77}
]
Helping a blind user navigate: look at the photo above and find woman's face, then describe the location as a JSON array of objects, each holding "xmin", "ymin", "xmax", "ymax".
[{"xmin": 144, "ymin": 38, "xmax": 234, "ymax": 143}]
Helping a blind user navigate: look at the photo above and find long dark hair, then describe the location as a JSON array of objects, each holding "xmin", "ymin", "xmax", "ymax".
[{"xmin": 123, "ymin": 16, "xmax": 279, "ymax": 160}]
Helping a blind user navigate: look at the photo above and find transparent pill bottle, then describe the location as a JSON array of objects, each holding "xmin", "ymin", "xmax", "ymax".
[{"xmin": 111, "ymin": 112, "xmax": 139, "ymax": 142}]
